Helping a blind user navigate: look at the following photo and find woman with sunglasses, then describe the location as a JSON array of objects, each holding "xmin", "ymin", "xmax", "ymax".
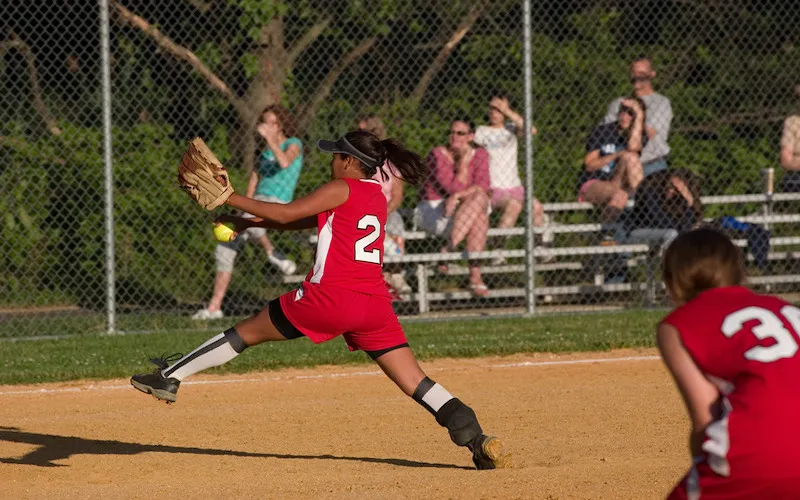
[{"xmin": 417, "ymin": 119, "xmax": 491, "ymax": 297}]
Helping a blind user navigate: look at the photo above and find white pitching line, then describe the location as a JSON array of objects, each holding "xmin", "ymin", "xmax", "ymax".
[{"xmin": 0, "ymin": 355, "xmax": 660, "ymax": 397}]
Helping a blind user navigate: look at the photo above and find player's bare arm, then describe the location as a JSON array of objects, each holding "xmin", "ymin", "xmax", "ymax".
[
  {"xmin": 656, "ymin": 322, "xmax": 721, "ymax": 457},
  {"xmin": 226, "ymin": 179, "xmax": 350, "ymax": 225}
]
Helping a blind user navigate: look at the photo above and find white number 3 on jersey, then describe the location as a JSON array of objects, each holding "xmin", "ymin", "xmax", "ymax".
[
  {"xmin": 355, "ymin": 215, "xmax": 381, "ymax": 264},
  {"xmin": 722, "ymin": 305, "xmax": 800, "ymax": 363}
]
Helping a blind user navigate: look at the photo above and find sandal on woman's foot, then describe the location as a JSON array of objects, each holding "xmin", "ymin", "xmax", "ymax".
[
  {"xmin": 470, "ymin": 283, "xmax": 490, "ymax": 298},
  {"xmin": 437, "ymin": 248, "xmax": 450, "ymax": 274}
]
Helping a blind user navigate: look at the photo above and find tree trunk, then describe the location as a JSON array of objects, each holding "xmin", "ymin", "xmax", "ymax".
[
  {"xmin": 234, "ymin": 18, "xmax": 288, "ymax": 172},
  {"xmin": 111, "ymin": 3, "xmax": 379, "ymax": 170}
]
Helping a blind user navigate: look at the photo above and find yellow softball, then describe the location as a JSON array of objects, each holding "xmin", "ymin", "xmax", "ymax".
[{"xmin": 213, "ymin": 222, "xmax": 237, "ymax": 242}]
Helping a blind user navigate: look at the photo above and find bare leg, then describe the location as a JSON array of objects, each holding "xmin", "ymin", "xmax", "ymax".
[
  {"xmin": 207, "ymin": 271, "xmax": 232, "ymax": 313},
  {"xmin": 257, "ymin": 234, "xmax": 275, "ymax": 256},
  {"xmin": 234, "ymin": 305, "xmax": 292, "ymax": 346},
  {"xmin": 581, "ymin": 181, "xmax": 628, "ymax": 223},
  {"xmin": 373, "ymin": 346, "xmax": 426, "ymax": 396},
  {"xmin": 497, "ymin": 198, "xmax": 523, "ymax": 228},
  {"xmin": 532, "ymin": 198, "xmax": 545, "ymax": 228},
  {"xmin": 441, "ymin": 191, "xmax": 490, "ymax": 290},
  {"xmin": 465, "ymin": 199, "xmax": 489, "ymax": 290},
  {"xmin": 448, "ymin": 190, "xmax": 490, "ymax": 249}
]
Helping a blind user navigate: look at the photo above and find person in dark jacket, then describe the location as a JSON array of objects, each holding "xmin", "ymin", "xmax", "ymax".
[{"xmin": 622, "ymin": 168, "xmax": 703, "ymax": 252}]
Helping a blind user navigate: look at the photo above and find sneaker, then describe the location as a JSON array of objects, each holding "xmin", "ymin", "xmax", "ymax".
[
  {"xmin": 268, "ymin": 251, "xmax": 297, "ymax": 275},
  {"xmin": 541, "ymin": 214, "xmax": 554, "ymax": 245},
  {"xmin": 191, "ymin": 308, "xmax": 224, "ymax": 320},
  {"xmin": 389, "ymin": 273, "xmax": 412, "ymax": 293},
  {"xmin": 598, "ymin": 229, "xmax": 617, "ymax": 246},
  {"xmin": 472, "ymin": 435, "xmax": 512, "ymax": 470},
  {"xmin": 192, "ymin": 307, "xmax": 225, "ymax": 320},
  {"xmin": 130, "ymin": 354, "xmax": 183, "ymax": 403},
  {"xmin": 537, "ymin": 242, "xmax": 556, "ymax": 264}
]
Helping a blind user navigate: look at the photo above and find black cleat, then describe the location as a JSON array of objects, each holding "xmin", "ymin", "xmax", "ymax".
[
  {"xmin": 130, "ymin": 354, "xmax": 182, "ymax": 403},
  {"xmin": 472, "ymin": 435, "xmax": 512, "ymax": 470}
]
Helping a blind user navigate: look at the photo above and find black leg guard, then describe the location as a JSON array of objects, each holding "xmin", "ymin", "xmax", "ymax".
[
  {"xmin": 223, "ymin": 327, "xmax": 249, "ymax": 353},
  {"xmin": 435, "ymin": 398, "xmax": 483, "ymax": 448}
]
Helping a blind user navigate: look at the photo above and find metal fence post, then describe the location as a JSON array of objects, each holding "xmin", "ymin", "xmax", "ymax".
[
  {"xmin": 99, "ymin": 0, "xmax": 116, "ymax": 333},
  {"xmin": 523, "ymin": 0, "xmax": 536, "ymax": 316}
]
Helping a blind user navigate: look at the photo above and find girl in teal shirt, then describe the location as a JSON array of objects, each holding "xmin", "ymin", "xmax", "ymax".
[{"xmin": 193, "ymin": 105, "xmax": 304, "ymax": 320}]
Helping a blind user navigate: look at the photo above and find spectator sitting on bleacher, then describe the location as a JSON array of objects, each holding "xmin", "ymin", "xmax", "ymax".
[
  {"xmin": 603, "ymin": 57, "xmax": 673, "ymax": 178},
  {"xmin": 579, "ymin": 97, "xmax": 647, "ymax": 224},
  {"xmin": 779, "ymin": 86, "xmax": 800, "ymax": 192},
  {"xmin": 418, "ymin": 119, "xmax": 491, "ymax": 298},
  {"xmin": 473, "ymin": 95, "xmax": 551, "ymax": 262},
  {"xmin": 357, "ymin": 114, "xmax": 411, "ymax": 297},
  {"xmin": 473, "ymin": 95, "xmax": 546, "ymax": 230},
  {"xmin": 622, "ymin": 168, "xmax": 702, "ymax": 252},
  {"xmin": 598, "ymin": 168, "xmax": 701, "ymax": 286}
]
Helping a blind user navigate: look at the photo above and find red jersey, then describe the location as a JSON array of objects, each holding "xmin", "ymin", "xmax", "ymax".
[
  {"xmin": 662, "ymin": 286, "xmax": 800, "ymax": 486},
  {"xmin": 306, "ymin": 178, "xmax": 389, "ymax": 297}
]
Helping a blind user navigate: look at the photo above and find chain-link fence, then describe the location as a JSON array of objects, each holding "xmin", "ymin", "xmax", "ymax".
[{"xmin": 3, "ymin": 1, "xmax": 800, "ymax": 338}]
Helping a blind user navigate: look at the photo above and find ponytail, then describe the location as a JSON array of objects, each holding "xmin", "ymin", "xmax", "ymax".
[
  {"xmin": 380, "ymin": 138, "xmax": 426, "ymax": 185},
  {"xmin": 342, "ymin": 130, "xmax": 428, "ymax": 186}
]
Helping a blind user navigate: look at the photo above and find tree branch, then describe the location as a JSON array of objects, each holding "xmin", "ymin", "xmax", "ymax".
[
  {"xmin": 287, "ymin": 18, "xmax": 331, "ymax": 68},
  {"xmin": 111, "ymin": 1, "xmax": 247, "ymax": 116},
  {"xmin": 409, "ymin": 0, "xmax": 490, "ymax": 107},
  {"xmin": 0, "ymin": 37, "xmax": 61, "ymax": 136},
  {"xmin": 295, "ymin": 36, "xmax": 379, "ymax": 134}
]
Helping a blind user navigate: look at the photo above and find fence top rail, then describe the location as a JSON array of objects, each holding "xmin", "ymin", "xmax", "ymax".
[
  {"xmin": 542, "ymin": 192, "xmax": 800, "ymax": 212},
  {"xmin": 395, "ymin": 212, "xmax": 800, "ymax": 241}
]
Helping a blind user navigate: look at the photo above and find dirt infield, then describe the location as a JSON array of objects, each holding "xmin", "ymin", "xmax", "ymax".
[{"xmin": 0, "ymin": 349, "xmax": 690, "ymax": 499}]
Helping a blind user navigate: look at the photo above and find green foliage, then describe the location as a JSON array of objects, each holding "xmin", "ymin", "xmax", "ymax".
[{"xmin": 0, "ymin": 123, "xmax": 301, "ymax": 310}]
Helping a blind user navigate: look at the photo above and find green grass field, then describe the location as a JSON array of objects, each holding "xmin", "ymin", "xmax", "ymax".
[{"xmin": 0, "ymin": 310, "xmax": 665, "ymax": 385}]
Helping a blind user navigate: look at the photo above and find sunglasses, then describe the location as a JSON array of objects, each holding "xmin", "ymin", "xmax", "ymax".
[
  {"xmin": 449, "ymin": 130, "xmax": 469, "ymax": 136},
  {"xmin": 630, "ymin": 75, "xmax": 650, "ymax": 83}
]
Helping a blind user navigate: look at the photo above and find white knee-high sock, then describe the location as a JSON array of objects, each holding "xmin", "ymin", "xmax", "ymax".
[{"xmin": 163, "ymin": 328, "xmax": 248, "ymax": 381}]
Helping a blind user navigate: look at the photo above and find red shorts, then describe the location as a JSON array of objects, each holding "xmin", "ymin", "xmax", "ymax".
[
  {"xmin": 668, "ymin": 459, "xmax": 800, "ymax": 499},
  {"xmin": 276, "ymin": 283, "xmax": 407, "ymax": 353}
]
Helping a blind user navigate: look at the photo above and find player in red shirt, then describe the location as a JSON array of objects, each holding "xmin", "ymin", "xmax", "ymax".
[
  {"xmin": 658, "ymin": 228, "xmax": 800, "ymax": 498},
  {"xmin": 131, "ymin": 130, "xmax": 511, "ymax": 470}
]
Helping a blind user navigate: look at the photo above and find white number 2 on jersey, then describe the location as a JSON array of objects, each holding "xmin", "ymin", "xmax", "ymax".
[
  {"xmin": 355, "ymin": 214, "xmax": 381, "ymax": 264},
  {"xmin": 721, "ymin": 305, "xmax": 800, "ymax": 363}
]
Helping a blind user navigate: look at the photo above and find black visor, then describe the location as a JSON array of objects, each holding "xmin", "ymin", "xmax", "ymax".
[{"xmin": 317, "ymin": 136, "xmax": 380, "ymax": 169}]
